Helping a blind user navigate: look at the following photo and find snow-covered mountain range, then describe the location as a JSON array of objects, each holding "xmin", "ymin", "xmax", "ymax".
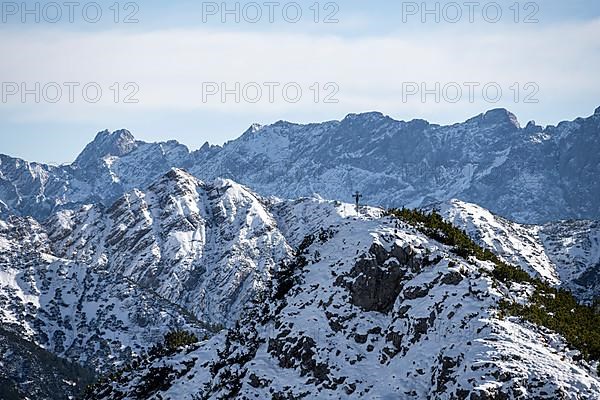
[
  {"xmin": 1, "ymin": 107, "xmax": 599, "ymax": 399},
  {"xmin": 1, "ymin": 168, "xmax": 599, "ymax": 398},
  {"xmin": 83, "ymin": 187, "xmax": 600, "ymax": 399},
  {"xmin": 1, "ymin": 106, "xmax": 600, "ymax": 224}
]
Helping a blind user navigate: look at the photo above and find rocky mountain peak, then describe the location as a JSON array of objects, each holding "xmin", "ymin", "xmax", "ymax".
[
  {"xmin": 481, "ymin": 108, "xmax": 520, "ymax": 129},
  {"xmin": 342, "ymin": 111, "xmax": 387, "ymax": 124},
  {"xmin": 524, "ymin": 120, "xmax": 543, "ymax": 133},
  {"xmin": 244, "ymin": 123, "xmax": 263, "ymax": 134},
  {"xmin": 74, "ymin": 129, "xmax": 138, "ymax": 167},
  {"xmin": 163, "ymin": 167, "xmax": 198, "ymax": 182},
  {"xmin": 148, "ymin": 168, "xmax": 204, "ymax": 199}
]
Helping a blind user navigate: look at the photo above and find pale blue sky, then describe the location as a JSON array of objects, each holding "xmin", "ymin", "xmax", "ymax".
[{"xmin": 1, "ymin": 0, "xmax": 599, "ymax": 163}]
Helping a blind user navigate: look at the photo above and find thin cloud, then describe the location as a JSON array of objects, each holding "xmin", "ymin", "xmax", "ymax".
[{"xmin": 0, "ymin": 19, "xmax": 599, "ymax": 126}]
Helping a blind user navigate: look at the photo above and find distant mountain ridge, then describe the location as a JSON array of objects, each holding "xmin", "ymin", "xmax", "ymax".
[{"xmin": 1, "ymin": 106, "xmax": 599, "ymax": 223}]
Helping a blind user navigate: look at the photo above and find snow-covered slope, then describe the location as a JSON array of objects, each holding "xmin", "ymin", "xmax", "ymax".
[
  {"xmin": 2, "ymin": 107, "xmax": 600, "ymax": 223},
  {"xmin": 86, "ymin": 200, "xmax": 600, "ymax": 399},
  {"xmin": 0, "ymin": 213, "xmax": 205, "ymax": 371},
  {"xmin": 2, "ymin": 169, "xmax": 600, "ymax": 398},
  {"xmin": 46, "ymin": 169, "xmax": 290, "ymax": 327},
  {"xmin": 436, "ymin": 199, "xmax": 600, "ymax": 302},
  {"xmin": 0, "ymin": 169, "xmax": 294, "ymax": 371}
]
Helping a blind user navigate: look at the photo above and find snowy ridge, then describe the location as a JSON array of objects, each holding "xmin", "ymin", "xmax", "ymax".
[
  {"xmin": 1, "ymin": 169, "xmax": 600, "ymax": 398},
  {"xmin": 435, "ymin": 200, "xmax": 561, "ymax": 284},
  {"xmin": 435, "ymin": 199, "xmax": 600, "ymax": 302},
  {"xmin": 46, "ymin": 169, "xmax": 291, "ymax": 327},
  {"xmin": 87, "ymin": 199, "xmax": 600, "ymax": 399},
  {"xmin": 0, "ymin": 169, "xmax": 294, "ymax": 371}
]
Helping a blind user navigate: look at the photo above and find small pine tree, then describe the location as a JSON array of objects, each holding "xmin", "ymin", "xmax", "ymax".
[{"xmin": 164, "ymin": 330, "xmax": 198, "ymax": 351}]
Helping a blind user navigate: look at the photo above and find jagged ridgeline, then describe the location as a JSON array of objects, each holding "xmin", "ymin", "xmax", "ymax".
[
  {"xmin": 1, "ymin": 107, "xmax": 600, "ymax": 224},
  {"xmin": 387, "ymin": 207, "xmax": 600, "ymax": 371}
]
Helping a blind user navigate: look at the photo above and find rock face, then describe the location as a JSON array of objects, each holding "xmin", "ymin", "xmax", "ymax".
[
  {"xmin": 1, "ymin": 107, "xmax": 600, "ymax": 223},
  {"xmin": 343, "ymin": 243, "xmax": 418, "ymax": 312},
  {"xmin": 85, "ymin": 200, "xmax": 600, "ymax": 399},
  {"xmin": 190, "ymin": 107, "xmax": 600, "ymax": 224}
]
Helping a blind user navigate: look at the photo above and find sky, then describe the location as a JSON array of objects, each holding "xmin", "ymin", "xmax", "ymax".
[{"xmin": 1, "ymin": 0, "xmax": 599, "ymax": 164}]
